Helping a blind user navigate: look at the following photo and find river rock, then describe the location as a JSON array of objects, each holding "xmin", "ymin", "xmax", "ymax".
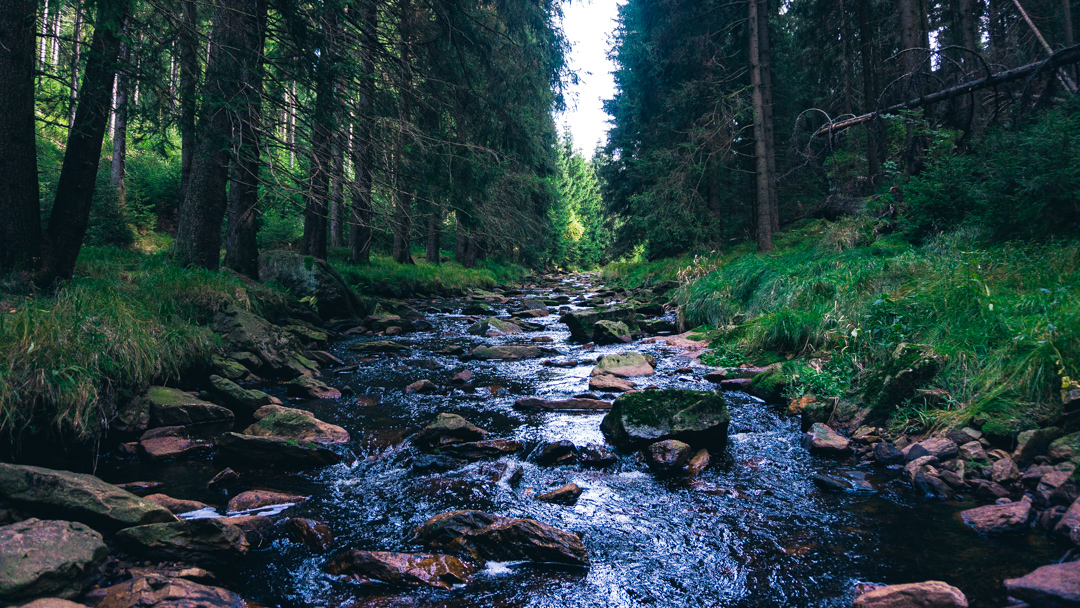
[
  {"xmin": 469, "ymin": 345, "xmax": 541, "ymax": 360},
  {"xmin": 245, "ymin": 405, "xmax": 349, "ymax": 444},
  {"xmin": 1049, "ymin": 433, "xmax": 1080, "ymax": 465},
  {"xmin": 514, "ymin": 397, "xmax": 613, "ymax": 412},
  {"xmin": 590, "ymin": 353, "xmax": 654, "ymax": 378},
  {"xmin": 1003, "ymin": 561, "xmax": 1080, "ymax": 607},
  {"xmin": 958, "ymin": 441, "xmax": 988, "ymax": 462},
  {"xmin": 145, "ymin": 387, "xmax": 235, "ymax": 427},
  {"xmin": 413, "ymin": 413, "xmax": 488, "ymax": 449},
  {"xmin": 536, "ymin": 483, "xmax": 583, "ymax": 505},
  {"xmin": 0, "ymin": 519, "xmax": 108, "ymax": 603},
  {"xmin": 285, "ymin": 376, "xmax": 342, "ymax": 400},
  {"xmin": 451, "ymin": 369, "xmax": 472, "ymax": 384},
  {"xmin": 536, "ymin": 441, "xmax": 579, "ymax": 466},
  {"xmin": 350, "ymin": 340, "xmax": 411, "ymax": 353},
  {"xmin": 207, "ymin": 375, "xmax": 273, "ymax": 413},
  {"xmin": 560, "ymin": 307, "xmax": 637, "ymax": 342},
  {"xmin": 685, "ymin": 449, "xmax": 710, "ymax": 476},
  {"xmin": 990, "ymin": 456, "xmax": 1021, "ymax": 484},
  {"xmin": 960, "ymin": 496, "xmax": 1032, "ymax": 534},
  {"xmin": 405, "ymin": 379, "xmax": 438, "ymax": 394},
  {"xmin": 801, "ymin": 423, "xmax": 851, "ymax": 455},
  {"xmin": 873, "ymin": 442, "xmax": 906, "ymax": 465},
  {"xmin": 207, "ymin": 468, "xmax": 240, "ymax": 489},
  {"xmin": 115, "ymin": 519, "xmax": 249, "ymax": 566},
  {"xmin": 214, "ymin": 304, "xmax": 315, "ymax": 378},
  {"xmin": 467, "ymin": 317, "xmax": 523, "ymax": 336},
  {"xmin": 905, "ymin": 437, "xmax": 958, "ymax": 461},
  {"xmin": 1014, "ymin": 427, "xmax": 1065, "ymax": 466},
  {"xmin": 852, "ymin": 581, "xmax": 968, "ymax": 608},
  {"xmin": 412, "ymin": 510, "xmax": 589, "ymax": 566},
  {"xmin": 325, "ymin": 550, "xmax": 476, "ymax": 590},
  {"xmin": 284, "ymin": 517, "xmax": 333, "ymax": 552},
  {"xmin": 579, "ymin": 444, "xmax": 618, "ymax": 468},
  {"xmin": 0, "ymin": 464, "xmax": 177, "ymax": 531},
  {"xmin": 143, "ymin": 494, "xmax": 212, "ymax": 515},
  {"xmin": 227, "ymin": 490, "xmax": 307, "ymax": 513},
  {"xmin": 593, "ymin": 320, "xmax": 631, "ymax": 345},
  {"xmin": 259, "ymin": 250, "xmax": 372, "ymax": 321},
  {"xmin": 601, "ymin": 389, "xmax": 730, "ymax": 450},
  {"xmin": 1054, "ymin": 497, "xmax": 1080, "ymax": 540},
  {"xmin": 521, "ymin": 298, "xmax": 548, "ymax": 311},
  {"xmin": 17, "ymin": 600, "xmax": 89, "ymax": 608},
  {"xmin": 97, "ymin": 575, "xmax": 245, "ymax": 608},
  {"xmin": 645, "ymin": 440, "xmax": 692, "ymax": 475},
  {"xmin": 439, "ymin": 439, "xmax": 523, "ymax": 461},
  {"xmin": 216, "ymin": 432, "xmax": 345, "ymax": 467},
  {"xmin": 139, "ymin": 436, "xmax": 214, "ymax": 462},
  {"xmin": 589, "ymin": 374, "xmax": 636, "ymax": 392}
]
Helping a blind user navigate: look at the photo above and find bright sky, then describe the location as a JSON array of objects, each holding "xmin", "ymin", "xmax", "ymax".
[{"xmin": 556, "ymin": 0, "xmax": 622, "ymax": 156}]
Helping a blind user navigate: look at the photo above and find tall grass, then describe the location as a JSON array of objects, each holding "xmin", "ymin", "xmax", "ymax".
[
  {"xmin": 331, "ymin": 251, "xmax": 526, "ymax": 297},
  {"xmin": 678, "ymin": 219, "xmax": 1080, "ymax": 434},
  {"xmin": 0, "ymin": 246, "xmax": 289, "ymax": 444}
]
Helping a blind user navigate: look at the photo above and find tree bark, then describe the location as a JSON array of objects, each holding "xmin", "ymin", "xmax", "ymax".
[
  {"xmin": 175, "ymin": 0, "xmax": 259, "ymax": 269},
  {"xmin": 897, "ymin": 0, "xmax": 922, "ymax": 75},
  {"xmin": 0, "ymin": 0, "xmax": 42, "ymax": 271},
  {"xmin": 40, "ymin": 0, "xmax": 130, "ymax": 281},
  {"xmin": 223, "ymin": 0, "xmax": 266, "ymax": 279},
  {"xmin": 178, "ymin": 0, "xmax": 200, "ymax": 218},
  {"xmin": 300, "ymin": 9, "xmax": 339, "ymax": 261},
  {"xmin": 68, "ymin": 1, "xmax": 83, "ymax": 130},
  {"xmin": 425, "ymin": 203, "xmax": 441, "ymax": 263},
  {"xmin": 348, "ymin": 0, "xmax": 377, "ymax": 265},
  {"xmin": 392, "ymin": 0, "xmax": 414, "ymax": 264},
  {"xmin": 329, "ymin": 124, "xmax": 346, "ymax": 248},
  {"xmin": 759, "ymin": 0, "xmax": 778, "ymax": 233},
  {"xmin": 110, "ymin": 17, "xmax": 129, "ymax": 204},
  {"xmin": 858, "ymin": 0, "xmax": 880, "ymax": 176},
  {"xmin": 1066, "ymin": 0, "xmax": 1077, "ymax": 81},
  {"xmin": 749, "ymin": 0, "xmax": 773, "ymax": 252}
]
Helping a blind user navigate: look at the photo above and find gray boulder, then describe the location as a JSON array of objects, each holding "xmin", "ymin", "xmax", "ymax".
[
  {"xmin": 0, "ymin": 519, "xmax": 108, "ymax": 603},
  {"xmin": 259, "ymin": 250, "xmax": 372, "ymax": 321},
  {"xmin": 601, "ymin": 389, "xmax": 729, "ymax": 450},
  {"xmin": 145, "ymin": 387, "xmax": 234, "ymax": 427}
]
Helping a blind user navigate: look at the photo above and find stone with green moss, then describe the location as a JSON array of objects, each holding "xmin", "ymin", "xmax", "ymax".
[
  {"xmin": 1048, "ymin": 432, "xmax": 1080, "ymax": 466},
  {"xmin": 114, "ymin": 518, "xmax": 249, "ymax": 567},
  {"xmin": 283, "ymin": 324, "xmax": 329, "ymax": 347},
  {"xmin": 259, "ymin": 250, "xmax": 373, "ymax": 321},
  {"xmin": 208, "ymin": 375, "xmax": 273, "ymax": 413},
  {"xmin": 559, "ymin": 306, "xmax": 639, "ymax": 342},
  {"xmin": 861, "ymin": 343, "xmax": 943, "ymax": 421},
  {"xmin": 216, "ymin": 432, "xmax": 346, "ymax": 467},
  {"xmin": 350, "ymin": 340, "xmax": 411, "ymax": 353},
  {"xmin": 467, "ymin": 317, "xmax": 523, "ymax": 336},
  {"xmin": 601, "ymin": 389, "xmax": 730, "ymax": 450},
  {"xmin": 593, "ymin": 320, "xmax": 631, "ymax": 345},
  {"xmin": 146, "ymin": 386, "xmax": 234, "ymax": 427},
  {"xmin": 591, "ymin": 352, "xmax": 654, "ymax": 378},
  {"xmin": 0, "ymin": 518, "xmax": 109, "ymax": 603},
  {"xmin": 286, "ymin": 375, "xmax": 342, "ymax": 399},
  {"xmin": 212, "ymin": 355, "xmax": 249, "ymax": 381},
  {"xmin": 469, "ymin": 345, "xmax": 541, "ymax": 360},
  {"xmin": 245, "ymin": 405, "xmax": 349, "ymax": 444}
]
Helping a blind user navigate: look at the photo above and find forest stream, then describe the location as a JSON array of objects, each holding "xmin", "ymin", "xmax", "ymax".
[{"xmin": 84, "ymin": 275, "xmax": 1061, "ymax": 608}]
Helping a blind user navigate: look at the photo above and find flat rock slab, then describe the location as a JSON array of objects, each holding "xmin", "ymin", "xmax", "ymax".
[
  {"xmin": 960, "ymin": 497, "xmax": 1032, "ymax": 535},
  {"xmin": 589, "ymin": 374, "xmax": 637, "ymax": 392},
  {"xmin": 115, "ymin": 519, "xmax": 250, "ymax": 567},
  {"xmin": 97, "ymin": 575, "xmax": 245, "ymax": 608},
  {"xmin": 227, "ymin": 490, "xmax": 307, "ymax": 513},
  {"xmin": 140, "ymin": 437, "xmax": 214, "ymax": 462},
  {"xmin": 146, "ymin": 386, "xmax": 235, "ymax": 427},
  {"xmin": 601, "ymin": 389, "xmax": 730, "ymax": 450},
  {"xmin": 514, "ymin": 397, "xmax": 612, "ymax": 412},
  {"xmin": 0, "ymin": 519, "xmax": 108, "ymax": 603},
  {"xmin": 326, "ymin": 550, "xmax": 476, "ymax": 590},
  {"xmin": 216, "ymin": 432, "xmax": 346, "ymax": 468},
  {"xmin": 1004, "ymin": 561, "xmax": 1080, "ymax": 607},
  {"xmin": 0, "ymin": 464, "xmax": 177, "ymax": 531},
  {"xmin": 469, "ymin": 345, "xmax": 542, "ymax": 360},
  {"xmin": 412, "ymin": 510, "xmax": 589, "ymax": 566},
  {"xmin": 853, "ymin": 581, "xmax": 968, "ymax": 607},
  {"xmin": 590, "ymin": 353, "xmax": 655, "ymax": 378}
]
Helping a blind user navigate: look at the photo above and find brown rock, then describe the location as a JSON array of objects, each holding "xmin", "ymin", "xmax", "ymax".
[
  {"xmin": 439, "ymin": 439, "xmax": 523, "ymax": 461},
  {"xmin": 644, "ymin": 440, "xmax": 692, "ymax": 475},
  {"xmin": 801, "ymin": 423, "xmax": 851, "ymax": 455},
  {"xmin": 1003, "ymin": 561, "xmax": 1080, "ymax": 607},
  {"xmin": 139, "ymin": 437, "xmax": 213, "ymax": 462},
  {"xmin": 325, "ymin": 550, "xmax": 476, "ymax": 591},
  {"xmin": 17, "ymin": 600, "xmax": 88, "ymax": 608},
  {"xmin": 787, "ymin": 395, "xmax": 817, "ymax": 416},
  {"xmin": 285, "ymin": 518, "xmax": 333, "ymax": 552},
  {"xmin": 958, "ymin": 441, "xmax": 988, "ymax": 462},
  {"xmin": 588, "ymin": 374, "xmax": 636, "ymax": 393},
  {"xmin": 451, "ymin": 370, "xmax": 472, "ymax": 384},
  {"xmin": 97, "ymin": 575, "xmax": 244, "ymax": 608},
  {"xmin": 514, "ymin": 397, "xmax": 613, "ymax": 412},
  {"xmin": 405, "ymin": 379, "xmax": 438, "ymax": 394},
  {"xmin": 536, "ymin": 441, "xmax": 579, "ymax": 466},
  {"xmin": 960, "ymin": 496, "xmax": 1032, "ymax": 535},
  {"xmin": 990, "ymin": 457, "xmax": 1021, "ymax": 484},
  {"xmin": 227, "ymin": 490, "xmax": 307, "ymax": 513},
  {"xmin": 285, "ymin": 376, "xmax": 342, "ymax": 400},
  {"xmin": 536, "ymin": 483, "xmax": 583, "ymax": 505},
  {"xmin": 244, "ymin": 405, "xmax": 349, "ymax": 444},
  {"xmin": 143, "ymin": 494, "xmax": 211, "ymax": 515},
  {"xmin": 685, "ymin": 449, "xmax": 710, "ymax": 476},
  {"xmin": 412, "ymin": 510, "xmax": 589, "ymax": 566},
  {"xmin": 853, "ymin": 581, "xmax": 968, "ymax": 608}
]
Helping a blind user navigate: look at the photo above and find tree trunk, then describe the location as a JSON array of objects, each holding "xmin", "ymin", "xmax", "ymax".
[
  {"xmin": 0, "ymin": 0, "xmax": 42, "ymax": 271},
  {"xmin": 897, "ymin": 0, "xmax": 922, "ymax": 75},
  {"xmin": 40, "ymin": 0, "xmax": 130, "ymax": 281},
  {"xmin": 349, "ymin": 0, "xmax": 377, "ymax": 265},
  {"xmin": 178, "ymin": 0, "xmax": 199, "ymax": 218},
  {"xmin": 839, "ymin": 0, "xmax": 854, "ymax": 115},
  {"xmin": 455, "ymin": 222, "xmax": 468, "ymax": 264},
  {"xmin": 759, "ymin": 0, "xmax": 778, "ymax": 233},
  {"xmin": 110, "ymin": 18, "xmax": 129, "ymax": 204},
  {"xmin": 175, "ymin": 0, "xmax": 259, "ymax": 270},
  {"xmin": 68, "ymin": 1, "xmax": 83, "ymax": 129},
  {"xmin": 301, "ymin": 21, "xmax": 338, "ymax": 260},
  {"xmin": 392, "ymin": 0, "xmax": 414, "ymax": 264},
  {"xmin": 329, "ymin": 124, "xmax": 346, "ymax": 248},
  {"xmin": 858, "ymin": 0, "xmax": 880, "ymax": 176},
  {"xmin": 38, "ymin": 0, "xmax": 50, "ymax": 74},
  {"xmin": 425, "ymin": 203, "xmax": 441, "ymax": 263},
  {"xmin": 224, "ymin": 0, "xmax": 266, "ymax": 279},
  {"xmin": 1064, "ymin": 0, "xmax": 1076, "ymax": 81},
  {"xmin": 749, "ymin": 0, "xmax": 773, "ymax": 253}
]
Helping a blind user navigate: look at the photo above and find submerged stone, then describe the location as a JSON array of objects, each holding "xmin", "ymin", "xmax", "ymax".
[{"xmin": 325, "ymin": 550, "xmax": 476, "ymax": 590}]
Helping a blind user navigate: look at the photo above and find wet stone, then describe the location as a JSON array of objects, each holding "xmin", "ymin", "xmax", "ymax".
[
  {"xmin": 96, "ymin": 575, "xmax": 245, "ymax": 608},
  {"xmin": 801, "ymin": 423, "xmax": 851, "ymax": 455},
  {"xmin": 853, "ymin": 581, "xmax": 968, "ymax": 608},
  {"xmin": 645, "ymin": 439, "xmax": 692, "ymax": 476},
  {"xmin": 227, "ymin": 490, "xmax": 307, "ymax": 513},
  {"xmin": 143, "ymin": 494, "xmax": 212, "ymax": 515},
  {"xmin": 438, "ymin": 439, "xmax": 523, "ymax": 461},
  {"xmin": 1003, "ymin": 561, "xmax": 1080, "ymax": 607},
  {"xmin": 960, "ymin": 496, "xmax": 1032, "ymax": 535},
  {"xmin": 536, "ymin": 440, "xmax": 579, "ymax": 466},
  {"xmin": 536, "ymin": 483, "xmax": 583, "ymax": 505},
  {"xmin": 873, "ymin": 442, "xmax": 906, "ymax": 465},
  {"xmin": 579, "ymin": 444, "xmax": 618, "ymax": 468},
  {"xmin": 284, "ymin": 518, "xmax": 333, "ymax": 552},
  {"xmin": 325, "ymin": 550, "xmax": 476, "ymax": 591}
]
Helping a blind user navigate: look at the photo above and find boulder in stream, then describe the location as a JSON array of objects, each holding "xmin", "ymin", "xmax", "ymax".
[
  {"xmin": 600, "ymin": 389, "xmax": 730, "ymax": 451},
  {"xmin": 0, "ymin": 519, "xmax": 108, "ymax": 603},
  {"xmin": 284, "ymin": 518, "xmax": 333, "ymax": 552},
  {"xmin": 216, "ymin": 432, "xmax": 346, "ymax": 467},
  {"xmin": 0, "ymin": 464, "xmax": 177, "ymax": 531},
  {"xmin": 590, "ymin": 352, "xmax": 655, "ymax": 378},
  {"xmin": 593, "ymin": 320, "xmax": 631, "ymax": 345},
  {"xmin": 959, "ymin": 496, "xmax": 1032, "ymax": 535},
  {"xmin": 852, "ymin": 581, "xmax": 968, "ymax": 608},
  {"xmin": 412, "ymin": 413, "xmax": 488, "ymax": 449},
  {"xmin": 325, "ymin": 550, "xmax": 476, "ymax": 590},
  {"xmin": 588, "ymin": 375, "xmax": 637, "ymax": 392},
  {"xmin": 439, "ymin": 439, "xmax": 523, "ymax": 461},
  {"xmin": 1003, "ymin": 561, "xmax": 1080, "ymax": 607},
  {"xmin": 467, "ymin": 317, "xmax": 523, "ymax": 337},
  {"xmin": 143, "ymin": 494, "xmax": 212, "ymax": 515},
  {"xmin": 801, "ymin": 423, "xmax": 851, "ymax": 455},
  {"xmin": 536, "ymin": 483, "xmax": 583, "ymax": 505},
  {"xmin": 560, "ymin": 307, "xmax": 638, "ymax": 342},
  {"xmin": 644, "ymin": 440, "xmax": 692, "ymax": 476},
  {"xmin": 96, "ymin": 575, "xmax": 245, "ymax": 608},
  {"xmin": 145, "ymin": 387, "xmax": 235, "ymax": 427},
  {"xmin": 285, "ymin": 376, "xmax": 342, "ymax": 400},
  {"xmin": 412, "ymin": 510, "xmax": 589, "ymax": 566},
  {"xmin": 115, "ymin": 518, "xmax": 250, "ymax": 567},
  {"xmin": 227, "ymin": 490, "xmax": 307, "ymax": 513},
  {"xmin": 207, "ymin": 375, "xmax": 274, "ymax": 413},
  {"xmin": 468, "ymin": 345, "xmax": 542, "ymax": 360},
  {"xmin": 244, "ymin": 405, "xmax": 350, "ymax": 444}
]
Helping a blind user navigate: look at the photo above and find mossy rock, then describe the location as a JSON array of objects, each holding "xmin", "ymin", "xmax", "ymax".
[
  {"xmin": 469, "ymin": 345, "xmax": 541, "ymax": 360},
  {"xmin": 211, "ymin": 355, "xmax": 249, "ymax": 381},
  {"xmin": 591, "ymin": 353, "xmax": 654, "ymax": 378},
  {"xmin": 283, "ymin": 324, "xmax": 329, "ymax": 347},
  {"xmin": 467, "ymin": 317, "xmax": 523, "ymax": 336},
  {"xmin": 861, "ymin": 343, "xmax": 943, "ymax": 421},
  {"xmin": 216, "ymin": 432, "xmax": 346, "ymax": 468},
  {"xmin": 1048, "ymin": 432, "xmax": 1080, "ymax": 467},
  {"xmin": 601, "ymin": 389, "xmax": 730, "ymax": 450},
  {"xmin": 114, "ymin": 519, "xmax": 249, "ymax": 567},
  {"xmin": 0, "ymin": 518, "xmax": 109, "ymax": 603},
  {"xmin": 748, "ymin": 369, "xmax": 787, "ymax": 401},
  {"xmin": 559, "ymin": 306, "xmax": 639, "ymax": 342},
  {"xmin": 259, "ymin": 250, "xmax": 374, "ymax": 321},
  {"xmin": 593, "ymin": 320, "xmax": 631, "ymax": 345},
  {"xmin": 245, "ymin": 406, "xmax": 349, "ymax": 444},
  {"xmin": 208, "ymin": 375, "xmax": 273, "ymax": 413},
  {"xmin": 146, "ymin": 386, "xmax": 235, "ymax": 427}
]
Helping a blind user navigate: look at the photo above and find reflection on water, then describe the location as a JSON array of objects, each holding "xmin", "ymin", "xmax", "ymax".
[{"xmin": 98, "ymin": 279, "xmax": 1061, "ymax": 608}]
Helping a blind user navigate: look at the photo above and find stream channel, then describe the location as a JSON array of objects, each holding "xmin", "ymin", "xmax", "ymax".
[{"xmin": 99, "ymin": 276, "xmax": 1059, "ymax": 608}]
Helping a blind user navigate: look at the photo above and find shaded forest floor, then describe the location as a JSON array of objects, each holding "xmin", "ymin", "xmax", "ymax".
[{"xmin": 603, "ymin": 218, "xmax": 1080, "ymax": 441}]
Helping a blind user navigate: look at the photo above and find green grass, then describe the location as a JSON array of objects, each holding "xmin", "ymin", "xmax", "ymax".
[
  {"xmin": 0, "ymin": 245, "xmax": 290, "ymax": 444},
  {"xmin": 330, "ymin": 250, "xmax": 527, "ymax": 297},
  {"xmin": 668, "ymin": 218, "xmax": 1080, "ymax": 435}
]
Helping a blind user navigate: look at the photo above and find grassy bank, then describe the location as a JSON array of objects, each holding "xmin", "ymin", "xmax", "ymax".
[
  {"xmin": 330, "ymin": 249, "xmax": 527, "ymax": 297},
  {"xmin": 617, "ymin": 219, "xmax": 1080, "ymax": 436},
  {"xmin": 0, "ymin": 246, "xmax": 289, "ymax": 444}
]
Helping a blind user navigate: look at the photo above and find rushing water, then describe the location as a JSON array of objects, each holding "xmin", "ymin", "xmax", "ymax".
[{"xmin": 99, "ymin": 277, "xmax": 1062, "ymax": 608}]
